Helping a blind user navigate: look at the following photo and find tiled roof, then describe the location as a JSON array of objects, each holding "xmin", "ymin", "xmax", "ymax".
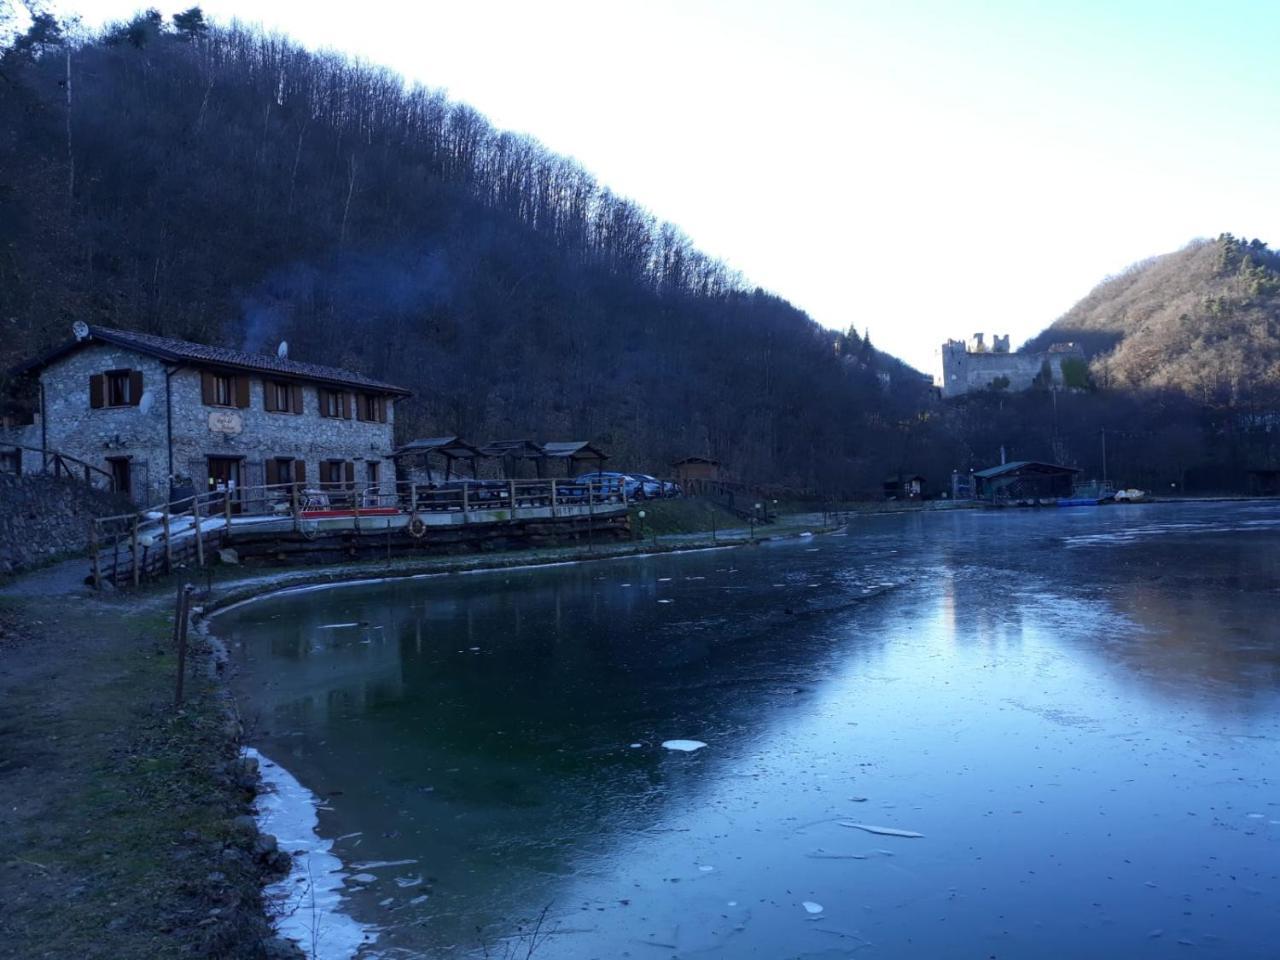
[{"xmin": 20, "ymin": 325, "xmax": 411, "ymax": 395}]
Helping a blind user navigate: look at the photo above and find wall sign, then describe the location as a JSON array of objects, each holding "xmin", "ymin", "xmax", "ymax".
[{"xmin": 207, "ymin": 410, "xmax": 244, "ymax": 435}]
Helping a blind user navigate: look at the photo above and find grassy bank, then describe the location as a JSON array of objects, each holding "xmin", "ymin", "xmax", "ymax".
[{"xmin": 0, "ymin": 594, "xmax": 290, "ymax": 959}]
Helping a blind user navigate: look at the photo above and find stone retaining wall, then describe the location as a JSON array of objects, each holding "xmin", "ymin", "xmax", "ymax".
[{"xmin": 0, "ymin": 474, "xmax": 132, "ymax": 576}]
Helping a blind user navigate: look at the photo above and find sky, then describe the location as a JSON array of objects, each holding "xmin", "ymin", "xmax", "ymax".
[{"xmin": 34, "ymin": 0, "xmax": 1280, "ymax": 374}]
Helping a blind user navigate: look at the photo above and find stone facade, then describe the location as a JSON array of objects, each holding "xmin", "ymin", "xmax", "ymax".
[
  {"xmin": 940, "ymin": 334, "xmax": 1085, "ymax": 399},
  {"xmin": 8, "ymin": 336, "xmax": 406, "ymax": 506}
]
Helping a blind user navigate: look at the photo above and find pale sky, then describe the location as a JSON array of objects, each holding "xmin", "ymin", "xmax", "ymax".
[{"xmin": 40, "ymin": 0, "xmax": 1280, "ymax": 373}]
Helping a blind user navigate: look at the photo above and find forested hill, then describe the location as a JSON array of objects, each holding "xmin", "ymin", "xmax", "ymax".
[
  {"xmin": 0, "ymin": 11, "xmax": 931, "ymax": 492},
  {"xmin": 1023, "ymin": 235, "xmax": 1280, "ymax": 404}
]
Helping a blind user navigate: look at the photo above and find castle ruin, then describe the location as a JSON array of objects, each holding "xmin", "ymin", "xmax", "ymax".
[{"xmin": 940, "ymin": 333, "xmax": 1084, "ymax": 399}]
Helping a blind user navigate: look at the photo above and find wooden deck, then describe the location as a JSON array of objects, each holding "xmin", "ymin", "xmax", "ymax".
[{"xmin": 90, "ymin": 479, "xmax": 631, "ymax": 588}]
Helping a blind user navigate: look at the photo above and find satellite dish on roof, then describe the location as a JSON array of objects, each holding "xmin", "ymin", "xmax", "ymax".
[
  {"xmin": 72, "ymin": 320, "xmax": 90, "ymax": 341},
  {"xmin": 138, "ymin": 390, "xmax": 155, "ymax": 415},
  {"xmin": 276, "ymin": 340, "xmax": 289, "ymax": 359}
]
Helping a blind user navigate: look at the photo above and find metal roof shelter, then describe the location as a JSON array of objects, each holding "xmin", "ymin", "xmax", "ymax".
[
  {"xmin": 972, "ymin": 460, "xmax": 1079, "ymax": 501},
  {"xmin": 17, "ymin": 325, "xmax": 411, "ymax": 395},
  {"xmin": 392, "ymin": 435, "xmax": 481, "ymax": 480}
]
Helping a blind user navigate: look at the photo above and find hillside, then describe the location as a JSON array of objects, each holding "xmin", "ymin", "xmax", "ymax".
[
  {"xmin": 0, "ymin": 11, "xmax": 931, "ymax": 493},
  {"xmin": 1023, "ymin": 235, "xmax": 1280, "ymax": 404}
]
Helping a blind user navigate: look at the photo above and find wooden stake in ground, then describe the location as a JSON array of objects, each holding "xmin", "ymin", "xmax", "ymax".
[{"xmin": 174, "ymin": 584, "xmax": 192, "ymax": 707}]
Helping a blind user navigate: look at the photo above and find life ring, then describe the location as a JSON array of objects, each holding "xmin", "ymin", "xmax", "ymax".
[
  {"xmin": 407, "ymin": 515, "xmax": 427, "ymax": 538},
  {"xmin": 299, "ymin": 519, "xmax": 320, "ymax": 541}
]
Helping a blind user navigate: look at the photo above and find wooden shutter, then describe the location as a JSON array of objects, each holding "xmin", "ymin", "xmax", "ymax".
[
  {"xmin": 264, "ymin": 382, "xmax": 277, "ymax": 412},
  {"xmin": 234, "ymin": 375, "xmax": 251, "ymax": 408},
  {"xmin": 340, "ymin": 392, "xmax": 352, "ymax": 419},
  {"xmin": 90, "ymin": 373, "xmax": 105, "ymax": 409},
  {"xmin": 265, "ymin": 459, "xmax": 279, "ymax": 485},
  {"xmin": 355, "ymin": 394, "xmax": 367, "ymax": 422},
  {"xmin": 128, "ymin": 370, "xmax": 143, "ymax": 406},
  {"xmin": 344, "ymin": 461, "xmax": 355, "ymax": 485},
  {"xmin": 376, "ymin": 396, "xmax": 387, "ymax": 423},
  {"xmin": 294, "ymin": 459, "xmax": 306, "ymax": 484},
  {"xmin": 201, "ymin": 371, "xmax": 216, "ymax": 405},
  {"xmin": 289, "ymin": 384, "xmax": 303, "ymax": 414}
]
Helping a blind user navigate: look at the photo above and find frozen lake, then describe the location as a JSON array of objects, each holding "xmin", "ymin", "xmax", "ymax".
[{"xmin": 221, "ymin": 502, "xmax": 1280, "ymax": 958}]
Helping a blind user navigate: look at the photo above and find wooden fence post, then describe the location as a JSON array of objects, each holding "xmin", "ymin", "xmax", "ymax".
[
  {"xmin": 291, "ymin": 482, "xmax": 299, "ymax": 534},
  {"xmin": 131, "ymin": 515, "xmax": 141, "ymax": 588},
  {"xmin": 193, "ymin": 495, "xmax": 205, "ymax": 568},
  {"xmin": 163, "ymin": 503, "xmax": 172, "ymax": 574},
  {"xmin": 89, "ymin": 520, "xmax": 100, "ymax": 591},
  {"xmin": 509, "ymin": 479, "xmax": 516, "ymax": 512},
  {"xmin": 174, "ymin": 584, "xmax": 192, "ymax": 707},
  {"xmin": 550, "ymin": 479, "xmax": 557, "ymax": 515}
]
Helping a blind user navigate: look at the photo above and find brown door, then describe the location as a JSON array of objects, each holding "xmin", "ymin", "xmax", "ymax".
[{"xmin": 206, "ymin": 456, "xmax": 243, "ymax": 514}]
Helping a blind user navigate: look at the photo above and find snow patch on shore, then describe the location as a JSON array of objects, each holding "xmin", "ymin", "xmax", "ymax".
[{"xmin": 245, "ymin": 747, "xmax": 373, "ymax": 959}]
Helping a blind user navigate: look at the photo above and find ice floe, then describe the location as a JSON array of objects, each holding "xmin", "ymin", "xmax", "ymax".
[
  {"xmin": 838, "ymin": 822, "xmax": 924, "ymax": 838},
  {"xmin": 662, "ymin": 739, "xmax": 707, "ymax": 752}
]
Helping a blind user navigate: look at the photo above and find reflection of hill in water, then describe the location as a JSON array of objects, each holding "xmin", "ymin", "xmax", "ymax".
[{"xmin": 223, "ymin": 548, "xmax": 903, "ymax": 953}]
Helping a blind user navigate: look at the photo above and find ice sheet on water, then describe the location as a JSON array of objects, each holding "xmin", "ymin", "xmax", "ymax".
[
  {"xmin": 839, "ymin": 822, "xmax": 924, "ymax": 838},
  {"xmin": 662, "ymin": 739, "xmax": 707, "ymax": 752},
  {"xmin": 802, "ymin": 901, "xmax": 824, "ymax": 914},
  {"xmin": 317, "ymin": 622, "xmax": 361, "ymax": 629}
]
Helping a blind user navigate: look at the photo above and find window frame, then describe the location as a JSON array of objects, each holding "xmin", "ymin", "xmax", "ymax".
[{"xmin": 211, "ymin": 373, "xmax": 234, "ymax": 407}]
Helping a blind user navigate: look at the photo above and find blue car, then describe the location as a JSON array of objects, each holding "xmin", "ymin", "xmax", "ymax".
[{"xmin": 573, "ymin": 471, "xmax": 642, "ymax": 500}]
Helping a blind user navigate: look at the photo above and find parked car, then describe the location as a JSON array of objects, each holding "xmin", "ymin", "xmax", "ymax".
[
  {"xmin": 627, "ymin": 473, "xmax": 664, "ymax": 499},
  {"xmin": 573, "ymin": 470, "xmax": 642, "ymax": 500}
]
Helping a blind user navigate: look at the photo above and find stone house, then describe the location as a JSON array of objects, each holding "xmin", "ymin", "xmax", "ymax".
[{"xmin": 6, "ymin": 324, "xmax": 410, "ymax": 506}]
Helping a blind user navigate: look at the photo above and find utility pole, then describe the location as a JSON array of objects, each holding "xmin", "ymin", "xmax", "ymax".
[{"xmin": 1100, "ymin": 428, "xmax": 1108, "ymax": 484}]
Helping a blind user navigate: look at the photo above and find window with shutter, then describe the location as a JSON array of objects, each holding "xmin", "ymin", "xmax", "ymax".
[
  {"xmin": 265, "ymin": 381, "xmax": 295, "ymax": 413},
  {"xmin": 319, "ymin": 389, "xmax": 346, "ymax": 418},
  {"xmin": 103, "ymin": 369, "xmax": 135, "ymax": 407},
  {"xmin": 203, "ymin": 372, "xmax": 234, "ymax": 406},
  {"xmin": 90, "ymin": 373, "xmax": 105, "ymax": 409},
  {"xmin": 234, "ymin": 376, "xmax": 251, "ymax": 408}
]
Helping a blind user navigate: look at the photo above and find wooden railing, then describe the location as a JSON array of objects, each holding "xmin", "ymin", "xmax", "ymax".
[
  {"xmin": 0, "ymin": 442, "xmax": 117, "ymax": 491},
  {"xmin": 89, "ymin": 477, "xmax": 630, "ymax": 588}
]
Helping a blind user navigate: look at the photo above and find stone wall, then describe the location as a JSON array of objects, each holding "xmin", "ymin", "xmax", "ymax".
[
  {"xmin": 0, "ymin": 474, "xmax": 132, "ymax": 576},
  {"xmin": 34, "ymin": 343, "xmax": 399, "ymax": 506}
]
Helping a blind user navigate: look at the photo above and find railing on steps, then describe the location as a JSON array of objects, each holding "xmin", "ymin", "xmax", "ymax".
[
  {"xmin": 0, "ymin": 442, "xmax": 117, "ymax": 491},
  {"xmin": 88, "ymin": 477, "xmax": 631, "ymax": 589}
]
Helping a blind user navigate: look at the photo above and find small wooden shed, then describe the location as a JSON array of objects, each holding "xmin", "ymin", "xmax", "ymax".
[{"xmin": 672, "ymin": 456, "xmax": 721, "ymax": 493}]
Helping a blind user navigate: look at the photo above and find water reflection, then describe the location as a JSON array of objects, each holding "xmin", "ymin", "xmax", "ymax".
[{"xmin": 223, "ymin": 504, "xmax": 1280, "ymax": 959}]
